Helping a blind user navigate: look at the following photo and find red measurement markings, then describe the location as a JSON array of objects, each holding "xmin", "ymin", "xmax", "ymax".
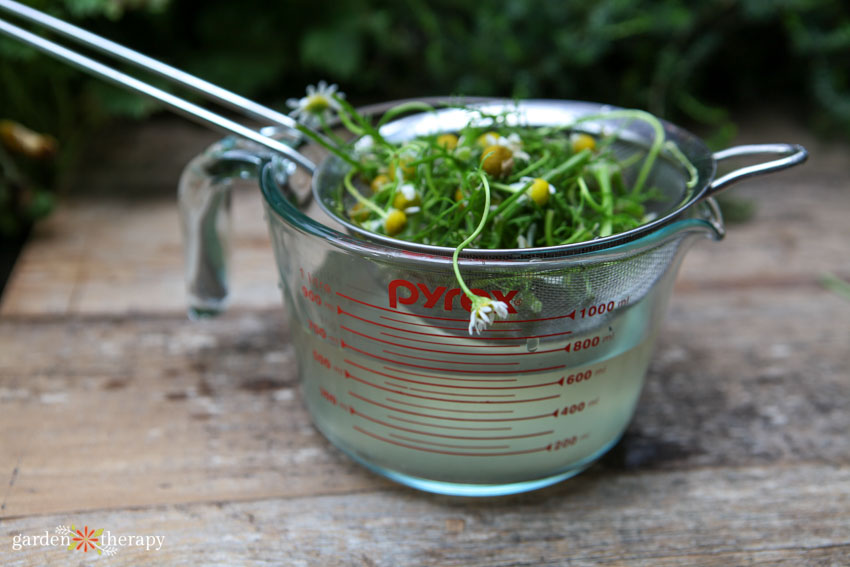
[
  {"xmin": 388, "ymin": 432, "xmax": 511, "ymax": 450},
  {"xmin": 337, "ymin": 291, "xmax": 582, "ymax": 325},
  {"xmin": 499, "ymin": 310, "xmax": 577, "ymax": 323},
  {"xmin": 382, "ymin": 334, "xmax": 572, "ymax": 357},
  {"xmin": 352, "ymin": 327, "xmax": 567, "ymax": 356},
  {"xmin": 548, "ymin": 436, "xmax": 579, "ymax": 451},
  {"xmin": 382, "ymin": 349, "xmax": 519, "ymax": 366},
  {"xmin": 353, "ymin": 426, "xmax": 551, "ymax": 457},
  {"xmin": 383, "ymin": 366, "xmax": 513, "ymax": 383},
  {"xmin": 381, "ymin": 366, "xmax": 515, "ymax": 383},
  {"xmin": 378, "ymin": 379, "xmax": 516, "ymax": 398},
  {"xmin": 386, "ymin": 414, "xmax": 511, "ymax": 432},
  {"xmin": 380, "ymin": 315, "xmax": 522, "ymax": 332},
  {"xmin": 301, "ymin": 286, "xmax": 323, "ymax": 305},
  {"xmin": 385, "ymin": 397, "xmax": 513, "ymax": 415},
  {"xmin": 337, "ymin": 292, "xmax": 467, "ymax": 322},
  {"xmin": 308, "ymin": 319, "xmax": 327, "ymax": 339},
  {"xmin": 346, "ymin": 359, "xmax": 516, "ymax": 384},
  {"xmin": 345, "ymin": 325, "xmax": 519, "ymax": 355},
  {"xmin": 381, "ymin": 332, "xmax": 518, "ymax": 348},
  {"xmin": 349, "ymin": 407, "xmax": 553, "ymax": 441},
  {"xmin": 342, "ymin": 340, "xmax": 566, "ymax": 375},
  {"xmin": 566, "ymin": 370, "xmax": 593, "ymax": 385},
  {"xmin": 346, "ymin": 370, "xmax": 560, "ymax": 404},
  {"xmin": 349, "ymin": 391, "xmax": 560, "ymax": 422},
  {"xmin": 343, "ymin": 325, "xmax": 510, "ymax": 356},
  {"xmin": 339, "ymin": 306, "xmax": 573, "ymax": 342},
  {"xmin": 372, "ymin": 365, "xmax": 565, "ymax": 391},
  {"xmin": 394, "ymin": 386, "xmax": 516, "ymax": 398},
  {"xmin": 312, "ymin": 349, "xmax": 331, "ymax": 369},
  {"xmin": 382, "ymin": 382, "xmax": 517, "ymax": 397}
]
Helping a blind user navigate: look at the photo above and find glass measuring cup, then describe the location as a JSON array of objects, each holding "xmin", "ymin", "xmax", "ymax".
[{"xmin": 180, "ymin": 100, "xmax": 806, "ymax": 496}]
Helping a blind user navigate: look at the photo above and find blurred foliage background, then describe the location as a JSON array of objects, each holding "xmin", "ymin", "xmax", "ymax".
[{"xmin": 1, "ymin": 0, "xmax": 849, "ymax": 239}]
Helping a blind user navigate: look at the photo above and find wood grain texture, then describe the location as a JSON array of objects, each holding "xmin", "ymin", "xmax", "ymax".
[{"xmin": 1, "ymin": 114, "xmax": 848, "ymax": 565}]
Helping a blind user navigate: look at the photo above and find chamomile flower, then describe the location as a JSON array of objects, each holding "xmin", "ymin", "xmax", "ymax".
[
  {"xmin": 468, "ymin": 296, "xmax": 510, "ymax": 335},
  {"xmin": 286, "ymin": 81, "xmax": 344, "ymax": 128},
  {"xmin": 503, "ymin": 133, "xmax": 530, "ymax": 160},
  {"xmin": 509, "ymin": 177, "xmax": 556, "ymax": 206},
  {"xmin": 480, "ymin": 133, "xmax": 531, "ymax": 178}
]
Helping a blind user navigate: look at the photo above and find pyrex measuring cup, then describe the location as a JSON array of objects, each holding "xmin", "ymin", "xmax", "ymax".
[
  {"xmin": 179, "ymin": 100, "xmax": 807, "ymax": 496},
  {"xmin": 0, "ymin": 3, "xmax": 807, "ymax": 495}
]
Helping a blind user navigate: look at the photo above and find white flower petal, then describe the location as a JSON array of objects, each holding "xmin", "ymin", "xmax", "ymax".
[
  {"xmin": 354, "ymin": 135, "xmax": 374, "ymax": 154},
  {"xmin": 492, "ymin": 301, "xmax": 509, "ymax": 319},
  {"xmin": 400, "ymin": 183, "xmax": 417, "ymax": 201}
]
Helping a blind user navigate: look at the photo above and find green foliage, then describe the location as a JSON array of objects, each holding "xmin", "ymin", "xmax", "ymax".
[{"xmin": 2, "ymin": 0, "xmax": 850, "ymax": 238}]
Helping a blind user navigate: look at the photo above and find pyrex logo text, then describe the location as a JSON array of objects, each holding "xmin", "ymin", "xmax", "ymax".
[{"xmin": 388, "ymin": 279, "xmax": 519, "ymax": 313}]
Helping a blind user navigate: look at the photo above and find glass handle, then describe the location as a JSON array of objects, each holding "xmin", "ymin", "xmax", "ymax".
[{"xmin": 178, "ymin": 129, "xmax": 301, "ymax": 318}]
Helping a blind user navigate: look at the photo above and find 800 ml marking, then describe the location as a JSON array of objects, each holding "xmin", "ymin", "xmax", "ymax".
[{"xmin": 313, "ymin": 349, "xmax": 331, "ymax": 369}]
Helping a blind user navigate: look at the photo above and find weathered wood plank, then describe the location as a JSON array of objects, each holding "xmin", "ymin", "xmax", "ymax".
[{"xmin": 2, "ymin": 464, "xmax": 848, "ymax": 566}]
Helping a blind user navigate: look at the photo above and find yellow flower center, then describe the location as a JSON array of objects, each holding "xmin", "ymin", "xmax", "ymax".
[
  {"xmin": 370, "ymin": 174, "xmax": 390, "ymax": 193},
  {"xmin": 571, "ymin": 133, "xmax": 596, "ymax": 153},
  {"xmin": 389, "ymin": 157, "xmax": 416, "ymax": 181},
  {"xmin": 393, "ymin": 190, "xmax": 421, "ymax": 210},
  {"xmin": 527, "ymin": 178, "xmax": 550, "ymax": 206},
  {"xmin": 384, "ymin": 209, "xmax": 407, "ymax": 236},
  {"xmin": 476, "ymin": 131, "xmax": 500, "ymax": 147},
  {"xmin": 304, "ymin": 94, "xmax": 331, "ymax": 114},
  {"xmin": 436, "ymin": 133, "xmax": 458, "ymax": 150},
  {"xmin": 349, "ymin": 202, "xmax": 370, "ymax": 222},
  {"xmin": 481, "ymin": 145, "xmax": 513, "ymax": 177}
]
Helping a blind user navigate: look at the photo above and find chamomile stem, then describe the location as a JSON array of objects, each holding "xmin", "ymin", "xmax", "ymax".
[
  {"xmin": 343, "ymin": 169, "xmax": 386, "ymax": 217},
  {"xmin": 664, "ymin": 140, "xmax": 698, "ymax": 189},
  {"xmin": 319, "ymin": 114, "xmax": 346, "ymax": 147},
  {"xmin": 377, "ymin": 101, "xmax": 436, "ymax": 127},
  {"xmin": 296, "ymin": 124, "xmax": 360, "ymax": 169},
  {"xmin": 544, "ymin": 208, "xmax": 556, "ymax": 246},
  {"xmin": 594, "ymin": 163, "xmax": 614, "ymax": 237},
  {"xmin": 452, "ymin": 172, "xmax": 491, "ymax": 297},
  {"xmin": 572, "ymin": 110, "xmax": 664, "ymax": 195},
  {"xmin": 335, "ymin": 104, "xmax": 365, "ymax": 137}
]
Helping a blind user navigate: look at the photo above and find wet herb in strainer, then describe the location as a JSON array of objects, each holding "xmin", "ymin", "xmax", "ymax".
[{"xmin": 288, "ymin": 86, "xmax": 696, "ymax": 334}]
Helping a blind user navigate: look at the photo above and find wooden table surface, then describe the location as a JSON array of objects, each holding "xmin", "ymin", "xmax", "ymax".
[{"xmin": 1, "ymin": 115, "xmax": 848, "ymax": 566}]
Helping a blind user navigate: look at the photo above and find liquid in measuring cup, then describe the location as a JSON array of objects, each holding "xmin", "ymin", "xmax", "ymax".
[{"xmin": 288, "ymin": 281, "xmax": 662, "ymax": 496}]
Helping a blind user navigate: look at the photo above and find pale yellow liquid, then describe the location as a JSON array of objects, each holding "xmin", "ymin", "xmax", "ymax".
[{"xmin": 292, "ymin": 299, "xmax": 657, "ymax": 489}]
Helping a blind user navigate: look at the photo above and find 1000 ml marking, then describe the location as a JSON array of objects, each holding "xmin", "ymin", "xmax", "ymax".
[{"xmin": 578, "ymin": 297, "xmax": 630, "ymax": 319}]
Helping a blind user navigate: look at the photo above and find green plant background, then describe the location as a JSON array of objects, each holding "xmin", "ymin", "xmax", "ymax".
[{"xmin": 1, "ymin": 0, "xmax": 849, "ymax": 236}]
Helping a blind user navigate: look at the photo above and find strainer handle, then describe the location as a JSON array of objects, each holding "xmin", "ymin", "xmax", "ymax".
[
  {"xmin": 707, "ymin": 143, "xmax": 808, "ymax": 197},
  {"xmin": 178, "ymin": 132, "xmax": 301, "ymax": 319}
]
